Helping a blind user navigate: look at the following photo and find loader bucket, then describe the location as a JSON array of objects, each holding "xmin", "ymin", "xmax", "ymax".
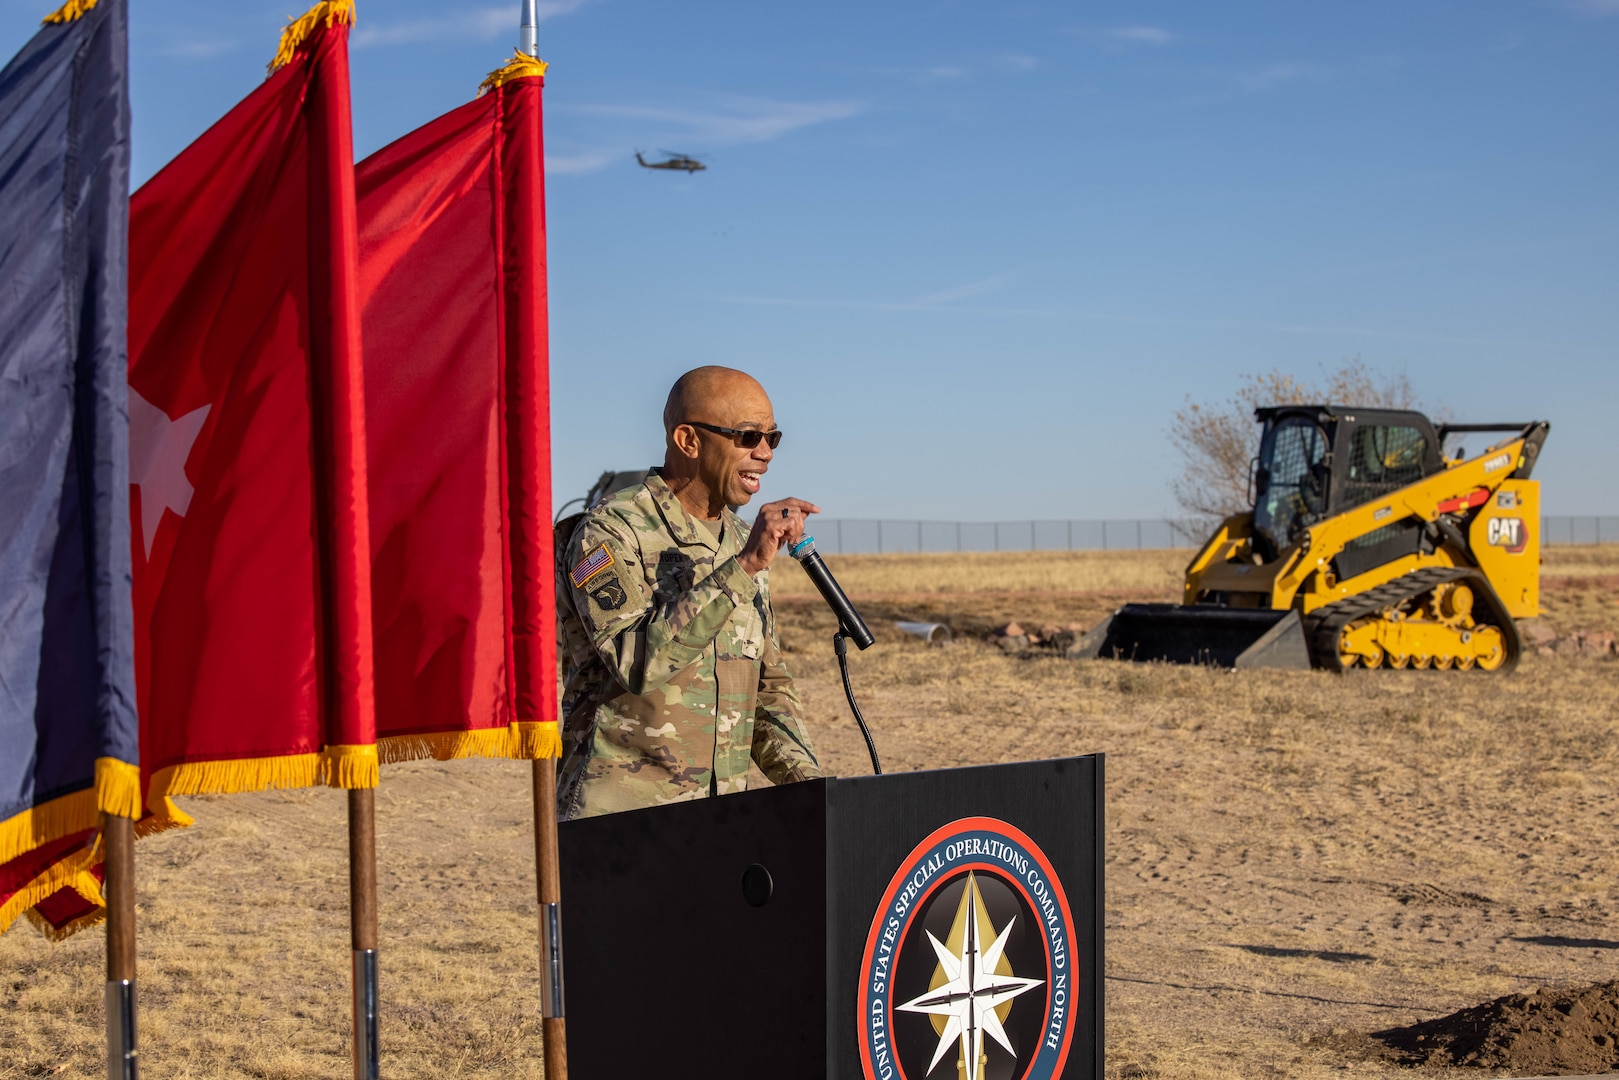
[{"xmin": 1072, "ymin": 604, "xmax": 1313, "ymax": 670}]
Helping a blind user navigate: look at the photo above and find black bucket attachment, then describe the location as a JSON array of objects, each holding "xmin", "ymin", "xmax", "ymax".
[{"xmin": 1072, "ymin": 604, "xmax": 1313, "ymax": 670}]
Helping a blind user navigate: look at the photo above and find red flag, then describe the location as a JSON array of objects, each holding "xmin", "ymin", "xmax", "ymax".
[
  {"xmin": 129, "ymin": 0, "xmax": 376, "ymax": 831},
  {"xmin": 358, "ymin": 54, "xmax": 559, "ymax": 761},
  {"xmin": 0, "ymin": 832, "xmax": 100, "ymax": 937}
]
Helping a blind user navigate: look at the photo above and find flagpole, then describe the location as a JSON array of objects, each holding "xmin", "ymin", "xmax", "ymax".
[
  {"xmin": 103, "ymin": 813, "xmax": 139, "ymax": 1080},
  {"xmin": 349, "ymin": 790, "xmax": 380, "ymax": 1080},
  {"xmin": 520, "ymin": 0, "xmax": 539, "ymax": 60},
  {"xmin": 515, "ymin": 9, "xmax": 566, "ymax": 1075},
  {"xmin": 532, "ymin": 761, "xmax": 567, "ymax": 1078}
]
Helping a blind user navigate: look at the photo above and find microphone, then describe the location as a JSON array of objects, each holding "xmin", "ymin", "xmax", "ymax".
[{"xmin": 789, "ymin": 535, "xmax": 875, "ymax": 650}]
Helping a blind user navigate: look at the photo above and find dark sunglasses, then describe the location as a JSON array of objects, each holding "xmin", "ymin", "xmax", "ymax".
[{"xmin": 687, "ymin": 421, "xmax": 783, "ymax": 450}]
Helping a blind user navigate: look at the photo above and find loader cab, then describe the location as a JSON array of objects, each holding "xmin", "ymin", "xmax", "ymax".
[{"xmin": 1251, "ymin": 406, "xmax": 1442, "ymax": 561}]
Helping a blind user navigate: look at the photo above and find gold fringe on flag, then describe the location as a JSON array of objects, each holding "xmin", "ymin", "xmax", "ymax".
[
  {"xmin": 0, "ymin": 846, "xmax": 101, "ymax": 937},
  {"xmin": 323, "ymin": 743, "xmax": 379, "ymax": 788},
  {"xmin": 142, "ymin": 754, "xmax": 322, "ymax": 835},
  {"xmin": 512, "ymin": 720, "xmax": 561, "ymax": 761},
  {"xmin": 41, "ymin": 0, "xmax": 97, "ymax": 24},
  {"xmin": 478, "ymin": 50, "xmax": 549, "ymax": 96},
  {"xmin": 268, "ymin": 0, "xmax": 355, "ymax": 75},
  {"xmin": 140, "ymin": 744, "xmax": 380, "ymax": 835},
  {"xmin": 25, "ymin": 900, "xmax": 106, "ymax": 941},
  {"xmin": 0, "ymin": 757, "xmax": 141, "ymax": 865},
  {"xmin": 379, "ymin": 727, "xmax": 522, "ymax": 765},
  {"xmin": 96, "ymin": 757, "xmax": 142, "ymax": 819},
  {"xmin": 377, "ymin": 722, "xmax": 560, "ymax": 764}
]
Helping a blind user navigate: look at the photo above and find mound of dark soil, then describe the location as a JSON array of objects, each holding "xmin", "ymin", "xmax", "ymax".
[{"xmin": 1371, "ymin": 982, "xmax": 1619, "ymax": 1074}]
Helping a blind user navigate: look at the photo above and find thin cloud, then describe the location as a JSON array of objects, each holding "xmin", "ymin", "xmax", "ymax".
[
  {"xmin": 543, "ymin": 96, "xmax": 862, "ymax": 176},
  {"xmin": 353, "ymin": 0, "xmax": 588, "ymax": 48},
  {"xmin": 1107, "ymin": 26, "xmax": 1172, "ymax": 45},
  {"xmin": 156, "ymin": 36, "xmax": 241, "ymax": 59},
  {"xmin": 719, "ymin": 293, "xmax": 1567, "ymax": 347},
  {"xmin": 721, "ymin": 294, "xmax": 1057, "ymax": 317},
  {"xmin": 724, "ymin": 274, "xmax": 1022, "ymax": 314},
  {"xmin": 871, "ymin": 56, "xmax": 1034, "ymax": 83},
  {"xmin": 546, "ymin": 151, "xmax": 618, "ymax": 175},
  {"xmin": 997, "ymin": 53, "xmax": 1040, "ymax": 72},
  {"xmin": 871, "ymin": 63, "xmax": 970, "ymax": 83},
  {"xmin": 911, "ymin": 274, "xmax": 1014, "ymax": 308},
  {"xmin": 1235, "ymin": 62, "xmax": 1327, "ymax": 93},
  {"xmin": 567, "ymin": 97, "xmax": 863, "ymax": 147}
]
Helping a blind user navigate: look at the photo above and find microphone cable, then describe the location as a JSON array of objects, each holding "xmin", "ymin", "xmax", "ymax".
[
  {"xmin": 787, "ymin": 533, "xmax": 882, "ymax": 775},
  {"xmin": 834, "ymin": 630, "xmax": 882, "ymax": 775}
]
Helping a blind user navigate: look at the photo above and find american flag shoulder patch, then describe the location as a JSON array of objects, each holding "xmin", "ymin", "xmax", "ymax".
[{"xmin": 570, "ymin": 543, "xmax": 615, "ymax": 588}]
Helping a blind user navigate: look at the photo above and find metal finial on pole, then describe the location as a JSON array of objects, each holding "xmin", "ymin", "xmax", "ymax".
[{"xmin": 520, "ymin": 0, "xmax": 539, "ymax": 57}]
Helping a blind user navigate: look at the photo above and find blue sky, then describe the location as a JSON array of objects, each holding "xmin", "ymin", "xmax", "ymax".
[{"xmin": 4, "ymin": 0, "xmax": 1615, "ymax": 519}]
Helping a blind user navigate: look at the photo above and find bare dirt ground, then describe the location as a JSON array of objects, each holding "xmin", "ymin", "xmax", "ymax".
[{"xmin": 3, "ymin": 547, "xmax": 1616, "ymax": 1079}]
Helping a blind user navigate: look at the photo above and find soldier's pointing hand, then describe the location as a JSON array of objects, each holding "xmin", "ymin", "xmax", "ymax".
[{"xmin": 738, "ymin": 497, "xmax": 820, "ymax": 575}]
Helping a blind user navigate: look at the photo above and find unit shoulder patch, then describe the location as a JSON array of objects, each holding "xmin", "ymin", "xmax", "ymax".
[
  {"xmin": 588, "ymin": 575, "xmax": 627, "ymax": 610},
  {"xmin": 571, "ymin": 543, "xmax": 615, "ymax": 588}
]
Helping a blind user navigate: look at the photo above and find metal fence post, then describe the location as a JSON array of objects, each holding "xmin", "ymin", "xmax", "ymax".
[
  {"xmin": 878, "ymin": 521, "xmax": 884, "ymax": 555},
  {"xmin": 994, "ymin": 523, "xmax": 1000, "ymax": 552}
]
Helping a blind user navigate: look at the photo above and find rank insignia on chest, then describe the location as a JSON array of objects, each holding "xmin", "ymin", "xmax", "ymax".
[
  {"xmin": 571, "ymin": 543, "xmax": 615, "ymax": 588},
  {"xmin": 588, "ymin": 576, "xmax": 627, "ymax": 610}
]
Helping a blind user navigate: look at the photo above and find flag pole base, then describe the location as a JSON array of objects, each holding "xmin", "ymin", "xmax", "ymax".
[
  {"xmin": 352, "ymin": 949, "xmax": 379, "ymax": 1080},
  {"xmin": 105, "ymin": 979, "xmax": 138, "ymax": 1080}
]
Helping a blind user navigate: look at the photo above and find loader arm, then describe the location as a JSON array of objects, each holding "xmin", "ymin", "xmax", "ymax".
[
  {"xmin": 1271, "ymin": 431, "xmax": 1538, "ymax": 612},
  {"xmin": 1181, "ymin": 513, "xmax": 1253, "ymax": 604}
]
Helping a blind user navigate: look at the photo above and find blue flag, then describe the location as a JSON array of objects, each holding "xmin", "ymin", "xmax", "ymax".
[{"xmin": 0, "ymin": 0, "xmax": 137, "ymax": 903}]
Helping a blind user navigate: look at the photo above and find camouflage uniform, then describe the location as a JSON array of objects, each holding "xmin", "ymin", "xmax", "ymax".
[{"xmin": 555, "ymin": 470, "xmax": 822, "ymax": 819}]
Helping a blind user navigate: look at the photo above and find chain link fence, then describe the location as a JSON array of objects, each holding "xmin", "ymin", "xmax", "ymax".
[
  {"xmin": 806, "ymin": 516, "xmax": 1619, "ymax": 555},
  {"xmin": 1540, "ymin": 516, "xmax": 1619, "ymax": 546}
]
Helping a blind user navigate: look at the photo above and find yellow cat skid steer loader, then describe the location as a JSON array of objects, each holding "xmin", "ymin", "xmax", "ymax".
[{"xmin": 1076, "ymin": 406, "xmax": 1550, "ymax": 673}]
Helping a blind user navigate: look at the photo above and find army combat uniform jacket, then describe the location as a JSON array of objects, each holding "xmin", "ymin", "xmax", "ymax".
[{"xmin": 555, "ymin": 471, "xmax": 822, "ymax": 819}]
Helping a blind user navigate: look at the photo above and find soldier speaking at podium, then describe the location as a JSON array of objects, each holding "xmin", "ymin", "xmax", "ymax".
[{"xmin": 555, "ymin": 367, "xmax": 825, "ymax": 819}]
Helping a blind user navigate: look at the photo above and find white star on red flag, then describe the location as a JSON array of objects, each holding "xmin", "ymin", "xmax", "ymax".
[{"xmin": 128, "ymin": 387, "xmax": 209, "ymax": 557}]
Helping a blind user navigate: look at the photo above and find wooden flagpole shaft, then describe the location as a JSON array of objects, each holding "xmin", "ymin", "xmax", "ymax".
[
  {"xmin": 532, "ymin": 760, "xmax": 567, "ymax": 1079},
  {"xmin": 348, "ymin": 788, "xmax": 380, "ymax": 1080},
  {"xmin": 103, "ymin": 812, "xmax": 139, "ymax": 1080}
]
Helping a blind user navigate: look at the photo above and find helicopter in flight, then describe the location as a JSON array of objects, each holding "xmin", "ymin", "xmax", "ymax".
[{"xmin": 635, "ymin": 150, "xmax": 707, "ymax": 174}]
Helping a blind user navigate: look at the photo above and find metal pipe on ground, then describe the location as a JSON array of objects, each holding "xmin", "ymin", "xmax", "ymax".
[{"xmin": 895, "ymin": 621, "xmax": 952, "ymax": 645}]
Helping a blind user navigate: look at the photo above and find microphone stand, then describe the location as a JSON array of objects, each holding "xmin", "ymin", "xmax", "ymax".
[{"xmin": 834, "ymin": 631, "xmax": 882, "ymax": 775}]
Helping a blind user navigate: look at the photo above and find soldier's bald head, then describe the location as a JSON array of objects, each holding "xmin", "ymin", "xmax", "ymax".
[{"xmin": 663, "ymin": 366, "xmax": 771, "ymax": 436}]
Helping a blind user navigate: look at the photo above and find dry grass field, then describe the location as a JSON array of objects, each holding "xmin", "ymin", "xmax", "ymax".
[{"xmin": 3, "ymin": 547, "xmax": 1616, "ymax": 1079}]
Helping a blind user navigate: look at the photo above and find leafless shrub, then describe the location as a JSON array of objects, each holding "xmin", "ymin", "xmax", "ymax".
[{"xmin": 1169, "ymin": 358, "xmax": 1419, "ymax": 524}]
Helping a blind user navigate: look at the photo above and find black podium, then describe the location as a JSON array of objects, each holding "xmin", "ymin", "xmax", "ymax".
[{"xmin": 558, "ymin": 754, "xmax": 1104, "ymax": 1079}]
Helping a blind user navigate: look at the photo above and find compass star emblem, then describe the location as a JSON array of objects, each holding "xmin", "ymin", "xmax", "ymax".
[{"xmin": 896, "ymin": 872, "xmax": 1044, "ymax": 1080}]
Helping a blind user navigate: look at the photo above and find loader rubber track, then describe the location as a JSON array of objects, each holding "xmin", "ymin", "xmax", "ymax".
[{"xmin": 1304, "ymin": 566, "xmax": 1523, "ymax": 674}]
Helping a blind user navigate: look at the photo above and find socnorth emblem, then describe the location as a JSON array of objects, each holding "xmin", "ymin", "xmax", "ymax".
[{"xmin": 858, "ymin": 818, "xmax": 1078, "ymax": 1080}]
